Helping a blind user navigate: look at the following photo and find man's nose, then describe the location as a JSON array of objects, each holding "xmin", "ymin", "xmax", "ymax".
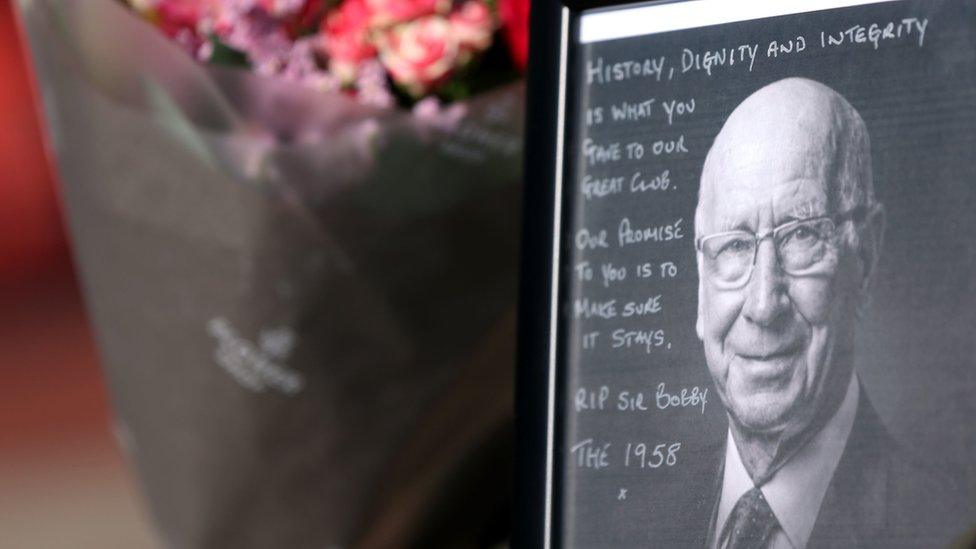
[{"xmin": 742, "ymin": 239, "xmax": 789, "ymax": 326}]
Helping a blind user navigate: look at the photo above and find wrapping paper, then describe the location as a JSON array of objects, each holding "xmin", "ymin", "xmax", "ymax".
[{"xmin": 16, "ymin": 0, "xmax": 523, "ymax": 547}]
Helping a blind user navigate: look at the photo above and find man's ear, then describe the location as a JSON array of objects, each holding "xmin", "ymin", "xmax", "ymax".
[
  {"xmin": 857, "ymin": 203, "xmax": 886, "ymax": 302},
  {"xmin": 696, "ymin": 256, "xmax": 706, "ymax": 340}
]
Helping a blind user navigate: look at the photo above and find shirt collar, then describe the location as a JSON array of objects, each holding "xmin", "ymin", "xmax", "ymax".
[{"xmin": 714, "ymin": 374, "xmax": 859, "ymax": 548}]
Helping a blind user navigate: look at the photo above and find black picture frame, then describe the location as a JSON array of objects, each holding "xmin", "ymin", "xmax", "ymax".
[
  {"xmin": 516, "ymin": 0, "xmax": 687, "ymax": 546},
  {"xmin": 516, "ymin": 1, "xmax": 649, "ymax": 546}
]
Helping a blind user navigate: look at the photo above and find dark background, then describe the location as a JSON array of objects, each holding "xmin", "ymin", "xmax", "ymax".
[{"xmin": 559, "ymin": 0, "xmax": 976, "ymax": 546}]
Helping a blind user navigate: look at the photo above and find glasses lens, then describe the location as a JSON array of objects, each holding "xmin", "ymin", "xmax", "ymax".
[
  {"xmin": 702, "ymin": 234, "xmax": 755, "ymax": 284},
  {"xmin": 777, "ymin": 219, "xmax": 833, "ymax": 273}
]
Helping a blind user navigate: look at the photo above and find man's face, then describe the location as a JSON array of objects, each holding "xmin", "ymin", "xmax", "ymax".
[{"xmin": 696, "ymin": 144, "xmax": 863, "ymax": 435}]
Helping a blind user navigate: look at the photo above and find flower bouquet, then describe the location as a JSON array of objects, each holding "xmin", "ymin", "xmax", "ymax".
[{"xmin": 15, "ymin": 0, "xmax": 528, "ymax": 546}]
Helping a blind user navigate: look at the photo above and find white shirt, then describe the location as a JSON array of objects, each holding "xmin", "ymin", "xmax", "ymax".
[{"xmin": 711, "ymin": 374, "xmax": 859, "ymax": 549}]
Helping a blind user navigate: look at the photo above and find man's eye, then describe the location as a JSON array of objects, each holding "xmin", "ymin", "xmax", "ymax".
[
  {"xmin": 782, "ymin": 225, "xmax": 820, "ymax": 245},
  {"xmin": 718, "ymin": 238, "xmax": 752, "ymax": 255}
]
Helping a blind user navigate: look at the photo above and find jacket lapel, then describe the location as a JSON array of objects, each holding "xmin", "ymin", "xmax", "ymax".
[{"xmin": 806, "ymin": 390, "xmax": 891, "ymax": 548}]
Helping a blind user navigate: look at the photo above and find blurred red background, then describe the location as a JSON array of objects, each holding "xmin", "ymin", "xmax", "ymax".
[{"xmin": 0, "ymin": 0, "xmax": 154, "ymax": 545}]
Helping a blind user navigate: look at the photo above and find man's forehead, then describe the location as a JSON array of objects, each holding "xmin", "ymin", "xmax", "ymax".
[
  {"xmin": 699, "ymin": 121, "xmax": 842, "ymax": 229},
  {"xmin": 696, "ymin": 78, "xmax": 871, "ymax": 232},
  {"xmin": 704, "ymin": 116, "xmax": 839, "ymax": 180},
  {"xmin": 700, "ymin": 178, "xmax": 830, "ymax": 231}
]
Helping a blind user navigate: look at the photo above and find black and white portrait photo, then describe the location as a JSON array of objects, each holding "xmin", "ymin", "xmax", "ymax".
[
  {"xmin": 557, "ymin": 1, "xmax": 976, "ymax": 547},
  {"xmin": 693, "ymin": 77, "xmax": 964, "ymax": 549}
]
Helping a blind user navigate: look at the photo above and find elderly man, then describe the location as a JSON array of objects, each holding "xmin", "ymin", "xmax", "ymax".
[{"xmin": 692, "ymin": 77, "xmax": 960, "ymax": 549}]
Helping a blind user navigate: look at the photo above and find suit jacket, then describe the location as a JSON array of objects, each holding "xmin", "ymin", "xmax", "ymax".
[
  {"xmin": 602, "ymin": 389, "xmax": 971, "ymax": 548},
  {"xmin": 802, "ymin": 391, "xmax": 969, "ymax": 548}
]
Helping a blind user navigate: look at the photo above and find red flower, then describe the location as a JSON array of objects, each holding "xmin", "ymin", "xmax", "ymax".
[
  {"xmin": 129, "ymin": 0, "xmax": 205, "ymax": 38},
  {"xmin": 365, "ymin": 0, "xmax": 450, "ymax": 29},
  {"xmin": 322, "ymin": 0, "xmax": 378, "ymax": 82},
  {"xmin": 289, "ymin": 0, "xmax": 329, "ymax": 35},
  {"xmin": 127, "ymin": 0, "xmax": 212, "ymax": 56},
  {"xmin": 378, "ymin": 15, "xmax": 460, "ymax": 96},
  {"xmin": 257, "ymin": 0, "xmax": 329, "ymax": 36},
  {"xmin": 258, "ymin": 0, "xmax": 306, "ymax": 18},
  {"xmin": 449, "ymin": 0, "xmax": 494, "ymax": 60},
  {"xmin": 497, "ymin": 0, "xmax": 529, "ymax": 70}
]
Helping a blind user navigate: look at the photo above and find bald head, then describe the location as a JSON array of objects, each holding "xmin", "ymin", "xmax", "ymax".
[{"xmin": 697, "ymin": 78, "xmax": 874, "ymax": 243}]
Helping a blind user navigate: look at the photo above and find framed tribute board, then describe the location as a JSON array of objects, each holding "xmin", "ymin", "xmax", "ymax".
[{"xmin": 516, "ymin": 0, "xmax": 976, "ymax": 547}]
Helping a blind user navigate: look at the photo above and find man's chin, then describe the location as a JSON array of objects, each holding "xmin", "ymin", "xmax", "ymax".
[{"xmin": 725, "ymin": 390, "xmax": 799, "ymax": 434}]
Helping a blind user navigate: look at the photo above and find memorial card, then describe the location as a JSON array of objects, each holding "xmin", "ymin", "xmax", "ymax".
[{"xmin": 521, "ymin": 0, "xmax": 976, "ymax": 546}]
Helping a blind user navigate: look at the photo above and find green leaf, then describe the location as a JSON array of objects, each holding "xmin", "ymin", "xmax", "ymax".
[{"xmin": 207, "ymin": 35, "xmax": 250, "ymax": 68}]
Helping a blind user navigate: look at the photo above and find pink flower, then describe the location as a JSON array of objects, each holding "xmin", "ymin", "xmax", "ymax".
[
  {"xmin": 378, "ymin": 15, "xmax": 459, "ymax": 97},
  {"xmin": 365, "ymin": 0, "xmax": 449, "ymax": 29},
  {"xmin": 201, "ymin": 2, "xmax": 295, "ymax": 71},
  {"xmin": 258, "ymin": 0, "xmax": 308, "ymax": 18},
  {"xmin": 448, "ymin": 0, "xmax": 494, "ymax": 60},
  {"xmin": 322, "ymin": 0, "xmax": 378, "ymax": 82},
  {"xmin": 354, "ymin": 59, "xmax": 395, "ymax": 107},
  {"xmin": 279, "ymin": 37, "xmax": 340, "ymax": 91},
  {"xmin": 129, "ymin": 0, "xmax": 206, "ymax": 38},
  {"xmin": 412, "ymin": 96, "xmax": 467, "ymax": 133}
]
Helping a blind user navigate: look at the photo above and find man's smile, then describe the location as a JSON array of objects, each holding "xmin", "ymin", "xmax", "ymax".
[
  {"xmin": 727, "ymin": 338, "xmax": 805, "ymax": 383},
  {"xmin": 734, "ymin": 339, "xmax": 803, "ymax": 361},
  {"xmin": 728, "ymin": 329, "xmax": 805, "ymax": 359}
]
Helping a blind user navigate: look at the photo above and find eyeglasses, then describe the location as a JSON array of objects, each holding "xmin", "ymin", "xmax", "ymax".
[{"xmin": 695, "ymin": 208, "xmax": 865, "ymax": 289}]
